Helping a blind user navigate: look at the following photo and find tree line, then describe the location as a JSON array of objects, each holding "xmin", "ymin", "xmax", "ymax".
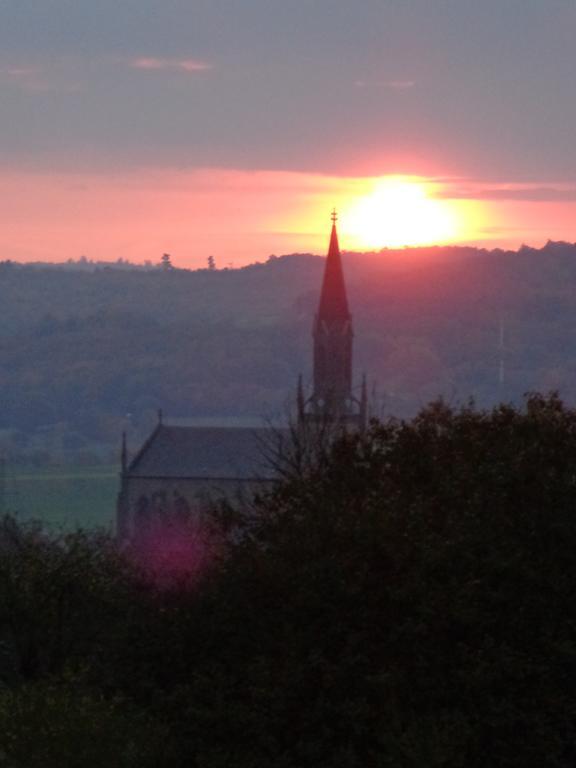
[{"xmin": 1, "ymin": 394, "xmax": 576, "ymax": 766}]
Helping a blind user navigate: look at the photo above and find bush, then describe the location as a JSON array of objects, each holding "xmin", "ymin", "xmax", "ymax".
[{"xmin": 0, "ymin": 683, "xmax": 171, "ymax": 768}]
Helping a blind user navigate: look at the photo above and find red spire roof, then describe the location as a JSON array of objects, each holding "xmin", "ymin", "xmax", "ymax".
[{"xmin": 317, "ymin": 214, "xmax": 350, "ymax": 323}]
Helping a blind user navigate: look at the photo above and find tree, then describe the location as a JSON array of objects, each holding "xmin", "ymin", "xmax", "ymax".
[
  {"xmin": 0, "ymin": 683, "xmax": 172, "ymax": 768},
  {"xmin": 0, "ymin": 517, "xmax": 136, "ymax": 683},
  {"xmin": 6, "ymin": 395, "xmax": 576, "ymax": 766},
  {"xmin": 161, "ymin": 253, "xmax": 173, "ymax": 270},
  {"xmin": 207, "ymin": 255, "xmax": 216, "ymax": 271},
  {"xmin": 136, "ymin": 393, "xmax": 576, "ymax": 767}
]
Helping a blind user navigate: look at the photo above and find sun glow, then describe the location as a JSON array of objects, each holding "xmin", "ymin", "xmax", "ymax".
[{"xmin": 341, "ymin": 176, "xmax": 460, "ymax": 249}]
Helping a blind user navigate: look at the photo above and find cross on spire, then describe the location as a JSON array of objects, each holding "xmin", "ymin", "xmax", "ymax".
[{"xmin": 331, "ymin": 208, "xmax": 338, "ymax": 224}]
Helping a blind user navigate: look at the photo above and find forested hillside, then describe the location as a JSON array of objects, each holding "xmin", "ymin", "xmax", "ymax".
[{"xmin": 2, "ymin": 240, "xmax": 576, "ymax": 462}]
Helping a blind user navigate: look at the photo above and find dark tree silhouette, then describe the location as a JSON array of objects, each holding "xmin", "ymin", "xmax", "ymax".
[{"xmin": 160, "ymin": 253, "xmax": 173, "ymax": 270}]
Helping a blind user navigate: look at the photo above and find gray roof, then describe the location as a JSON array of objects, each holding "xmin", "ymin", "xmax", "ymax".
[{"xmin": 127, "ymin": 424, "xmax": 277, "ymax": 480}]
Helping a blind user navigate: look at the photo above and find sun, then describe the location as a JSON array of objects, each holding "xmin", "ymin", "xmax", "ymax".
[{"xmin": 341, "ymin": 176, "xmax": 460, "ymax": 249}]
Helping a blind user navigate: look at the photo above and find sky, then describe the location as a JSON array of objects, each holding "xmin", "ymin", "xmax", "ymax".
[{"xmin": 2, "ymin": 0, "xmax": 576, "ymax": 266}]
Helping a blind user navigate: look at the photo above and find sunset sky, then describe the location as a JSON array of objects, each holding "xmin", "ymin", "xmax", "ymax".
[{"xmin": 2, "ymin": 0, "xmax": 576, "ymax": 267}]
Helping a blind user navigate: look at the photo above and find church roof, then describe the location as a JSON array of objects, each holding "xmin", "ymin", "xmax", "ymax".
[
  {"xmin": 127, "ymin": 424, "xmax": 276, "ymax": 480},
  {"xmin": 317, "ymin": 219, "xmax": 351, "ymax": 324}
]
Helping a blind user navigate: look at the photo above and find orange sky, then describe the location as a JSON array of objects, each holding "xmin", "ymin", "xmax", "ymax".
[
  {"xmin": 3, "ymin": 2, "xmax": 576, "ymax": 268},
  {"xmin": 2, "ymin": 169, "xmax": 576, "ymax": 268}
]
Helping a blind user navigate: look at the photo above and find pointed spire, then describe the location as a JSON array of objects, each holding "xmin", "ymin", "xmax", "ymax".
[
  {"xmin": 121, "ymin": 431, "xmax": 128, "ymax": 475},
  {"xmin": 317, "ymin": 209, "xmax": 350, "ymax": 324}
]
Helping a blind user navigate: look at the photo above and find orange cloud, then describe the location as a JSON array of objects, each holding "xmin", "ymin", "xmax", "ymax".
[
  {"xmin": 130, "ymin": 57, "xmax": 212, "ymax": 73},
  {"xmin": 440, "ymin": 183, "xmax": 576, "ymax": 203}
]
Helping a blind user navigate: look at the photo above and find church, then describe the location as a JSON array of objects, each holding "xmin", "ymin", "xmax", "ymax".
[{"xmin": 116, "ymin": 212, "xmax": 365, "ymax": 540}]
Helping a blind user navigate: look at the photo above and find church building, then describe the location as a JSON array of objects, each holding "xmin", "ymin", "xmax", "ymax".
[{"xmin": 117, "ymin": 212, "xmax": 364, "ymax": 539}]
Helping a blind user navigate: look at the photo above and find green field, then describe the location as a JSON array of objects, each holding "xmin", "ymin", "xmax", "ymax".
[{"xmin": 2, "ymin": 465, "xmax": 118, "ymax": 531}]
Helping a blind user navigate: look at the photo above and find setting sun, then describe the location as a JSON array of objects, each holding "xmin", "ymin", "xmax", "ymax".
[{"xmin": 341, "ymin": 177, "xmax": 460, "ymax": 249}]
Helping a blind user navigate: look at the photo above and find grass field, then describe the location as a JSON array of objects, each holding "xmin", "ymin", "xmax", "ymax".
[{"xmin": 2, "ymin": 465, "xmax": 118, "ymax": 531}]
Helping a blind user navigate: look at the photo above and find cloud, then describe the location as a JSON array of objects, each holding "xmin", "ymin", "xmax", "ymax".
[
  {"xmin": 0, "ymin": 66, "xmax": 38, "ymax": 77},
  {"xmin": 381, "ymin": 80, "xmax": 415, "ymax": 90},
  {"xmin": 0, "ymin": 64, "xmax": 81, "ymax": 93},
  {"xmin": 354, "ymin": 79, "xmax": 415, "ymax": 90},
  {"xmin": 129, "ymin": 57, "xmax": 212, "ymax": 73},
  {"xmin": 440, "ymin": 184, "xmax": 576, "ymax": 202}
]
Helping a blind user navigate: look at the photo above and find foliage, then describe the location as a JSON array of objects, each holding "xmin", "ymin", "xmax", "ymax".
[
  {"xmin": 0, "ymin": 517, "xmax": 136, "ymax": 683},
  {"xmin": 4, "ymin": 394, "xmax": 576, "ymax": 765},
  {"xmin": 0, "ymin": 683, "xmax": 171, "ymax": 768},
  {"xmin": 98, "ymin": 393, "xmax": 576, "ymax": 766}
]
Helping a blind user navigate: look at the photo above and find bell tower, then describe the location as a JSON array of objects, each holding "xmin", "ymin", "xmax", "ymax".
[{"xmin": 299, "ymin": 210, "xmax": 366, "ymax": 430}]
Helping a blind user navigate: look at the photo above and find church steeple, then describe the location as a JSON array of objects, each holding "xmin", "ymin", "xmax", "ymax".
[
  {"xmin": 317, "ymin": 209, "xmax": 350, "ymax": 324},
  {"xmin": 299, "ymin": 210, "xmax": 365, "ymax": 430}
]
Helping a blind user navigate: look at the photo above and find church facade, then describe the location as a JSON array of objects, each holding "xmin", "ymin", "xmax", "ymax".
[{"xmin": 116, "ymin": 213, "xmax": 364, "ymax": 539}]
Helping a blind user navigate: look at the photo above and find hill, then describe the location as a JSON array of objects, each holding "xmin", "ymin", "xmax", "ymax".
[{"xmin": 2, "ymin": 240, "xmax": 576, "ymax": 462}]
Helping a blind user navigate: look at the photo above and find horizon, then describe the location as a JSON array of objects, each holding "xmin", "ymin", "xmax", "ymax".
[{"xmin": 5, "ymin": 230, "xmax": 576, "ymax": 271}]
